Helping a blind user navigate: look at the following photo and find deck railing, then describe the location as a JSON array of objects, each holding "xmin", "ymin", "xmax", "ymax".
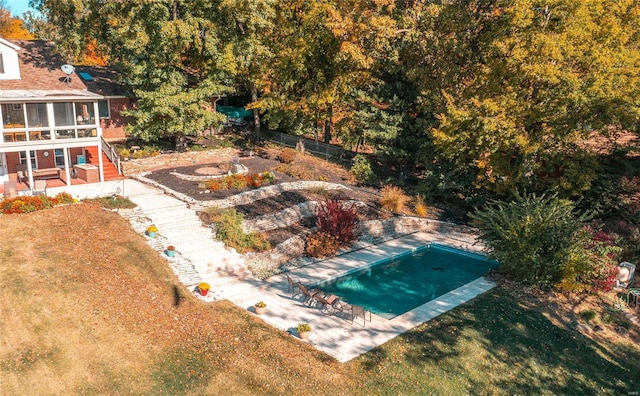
[{"xmin": 101, "ymin": 137, "xmax": 122, "ymax": 175}]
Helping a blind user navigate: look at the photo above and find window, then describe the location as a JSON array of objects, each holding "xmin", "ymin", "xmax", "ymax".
[
  {"xmin": 53, "ymin": 102, "xmax": 74, "ymax": 126},
  {"xmin": 26, "ymin": 103, "xmax": 48, "ymax": 127},
  {"xmin": 54, "ymin": 149, "xmax": 66, "ymax": 167},
  {"xmin": 1, "ymin": 103, "xmax": 25, "ymax": 127},
  {"xmin": 98, "ymin": 99, "xmax": 110, "ymax": 119},
  {"xmin": 75, "ymin": 102, "xmax": 95, "ymax": 124},
  {"xmin": 20, "ymin": 151, "xmax": 37, "ymax": 169},
  {"xmin": 0, "ymin": 53, "xmax": 4, "ymax": 74}
]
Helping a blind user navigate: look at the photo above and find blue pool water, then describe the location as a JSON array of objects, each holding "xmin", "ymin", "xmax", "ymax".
[{"xmin": 314, "ymin": 244, "xmax": 498, "ymax": 320}]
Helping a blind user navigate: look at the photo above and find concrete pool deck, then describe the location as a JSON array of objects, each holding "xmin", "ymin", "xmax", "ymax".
[{"xmin": 227, "ymin": 231, "xmax": 495, "ymax": 363}]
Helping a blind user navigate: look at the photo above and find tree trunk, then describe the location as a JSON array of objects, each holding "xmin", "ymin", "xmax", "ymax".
[
  {"xmin": 314, "ymin": 110, "xmax": 319, "ymax": 143},
  {"xmin": 251, "ymin": 83, "xmax": 261, "ymax": 141},
  {"xmin": 324, "ymin": 105, "xmax": 332, "ymax": 144},
  {"xmin": 175, "ymin": 133, "xmax": 188, "ymax": 152},
  {"xmin": 355, "ymin": 136, "xmax": 362, "ymax": 153}
]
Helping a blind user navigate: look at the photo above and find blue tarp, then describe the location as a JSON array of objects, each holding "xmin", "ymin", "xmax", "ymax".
[{"xmin": 216, "ymin": 105, "xmax": 252, "ymax": 119}]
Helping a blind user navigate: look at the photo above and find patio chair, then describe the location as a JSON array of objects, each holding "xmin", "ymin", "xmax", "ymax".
[
  {"xmin": 285, "ymin": 273, "xmax": 301, "ymax": 297},
  {"xmin": 349, "ymin": 304, "xmax": 372, "ymax": 327},
  {"xmin": 626, "ymin": 289, "xmax": 640, "ymax": 313},
  {"xmin": 616, "ymin": 262, "xmax": 636, "ymax": 289},
  {"xmin": 33, "ymin": 180, "xmax": 47, "ymax": 196},
  {"xmin": 313, "ymin": 293, "xmax": 341, "ymax": 315},
  {"xmin": 3, "ymin": 181, "xmax": 18, "ymax": 198},
  {"xmin": 15, "ymin": 164, "xmax": 28, "ymax": 184},
  {"xmin": 298, "ymin": 284, "xmax": 320, "ymax": 306}
]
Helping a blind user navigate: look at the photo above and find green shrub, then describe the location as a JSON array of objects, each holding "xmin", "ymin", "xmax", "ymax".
[
  {"xmin": 470, "ymin": 191, "xmax": 595, "ymax": 290},
  {"xmin": 579, "ymin": 309, "xmax": 597, "ymax": 323},
  {"xmin": 379, "ymin": 185, "xmax": 409, "ymax": 214},
  {"xmin": 212, "ymin": 209, "xmax": 270, "ymax": 253},
  {"xmin": 277, "ymin": 148, "xmax": 297, "ymax": 164},
  {"xmin": 350, "ymin": 154, "xmax": 374, "ymax": 183}
]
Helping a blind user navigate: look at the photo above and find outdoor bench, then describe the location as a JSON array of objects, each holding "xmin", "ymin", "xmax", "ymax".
[{"xmin": 32, "ymin": 167, "xmax": 61, "ymax": 180}]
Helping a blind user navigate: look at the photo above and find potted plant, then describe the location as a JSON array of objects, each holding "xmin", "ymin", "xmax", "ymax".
[
  {"xmin": 146, "ymin": 225, "xmax": 158, "ymax": 238},
  {"xmin": 165, "ymin": 245, "xmax": 176, "ymax": 257},
  {"xmin": 196, "ymin": 282, "xmax": 210, "ymax": 296},
  {"xmin": 254, "ymin": 301, "xmax": 267, "ymax": 315},
  {"xmin": 297, "ymin": 323, "xmax": 311, "ymax": 339}
]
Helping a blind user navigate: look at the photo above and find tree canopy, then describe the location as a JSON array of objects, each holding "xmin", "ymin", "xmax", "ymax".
[
  {"xmin": 27, "ymin": 0, "xmax": 640, "ymax": 192},
  {"xmin": 0, "ymin": 1, "xmax": 33, "ymax": 39}
]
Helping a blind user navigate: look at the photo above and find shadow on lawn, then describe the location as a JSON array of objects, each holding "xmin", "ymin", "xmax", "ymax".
[{"xmin": 362, "ymin": 287, "xmax": 639, "ymax": 395}]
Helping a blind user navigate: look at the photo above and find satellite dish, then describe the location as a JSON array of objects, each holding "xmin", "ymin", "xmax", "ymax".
[
  {"xmin": 61, "ymin": 64, "xmax": 75, "ymax": 84},
  {"xmin": 61, "ymin": 64, "xmax": 75, "ymax": 75}
]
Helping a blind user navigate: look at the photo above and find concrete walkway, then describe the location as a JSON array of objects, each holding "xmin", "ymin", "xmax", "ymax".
[{"xmin": 47, "ymin": 178, "xmax": 496, "ymax": 363}]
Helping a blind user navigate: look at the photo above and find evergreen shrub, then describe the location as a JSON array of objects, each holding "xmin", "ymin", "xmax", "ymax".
[{"xmin": 350, "ymin": 154, "xmax": 374, "ymax": 183}]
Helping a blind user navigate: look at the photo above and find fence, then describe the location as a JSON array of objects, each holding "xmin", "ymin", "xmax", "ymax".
[{"xmin": 269, "ymin": 132, "xmax": 357, "ymax": 163}]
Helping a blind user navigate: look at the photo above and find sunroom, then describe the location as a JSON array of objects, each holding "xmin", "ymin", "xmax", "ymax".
[{"xmin": 0, "ymin": 95, "xmax": 106, "ymax": 191}]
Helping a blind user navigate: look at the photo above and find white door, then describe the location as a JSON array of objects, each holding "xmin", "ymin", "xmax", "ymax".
[{"xmin": 0, "ymin": 153, "xmax": 8, "ymax": 182}]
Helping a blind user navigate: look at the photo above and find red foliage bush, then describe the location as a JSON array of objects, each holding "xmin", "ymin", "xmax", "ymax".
[
  {"xmin": 315, "ymin": 198, "xmax": 359, "ymax": 246},
  {"xmin": 580, "ymin": 226, "xmax": 622, "ymax": 292}
]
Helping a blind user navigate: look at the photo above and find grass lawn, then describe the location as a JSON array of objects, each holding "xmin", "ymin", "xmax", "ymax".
[{"xmin": 1, "ymin": 203, "xmax": 638, "ymax": 395}]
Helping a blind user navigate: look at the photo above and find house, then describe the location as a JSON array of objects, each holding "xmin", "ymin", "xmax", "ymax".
[{"xmin": 0, "ymin": 38, "xmax": 130, "ymax": 194}]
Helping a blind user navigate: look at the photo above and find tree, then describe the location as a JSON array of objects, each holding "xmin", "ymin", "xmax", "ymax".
[
  {"xmin": 401, "ymin": 0, "xmax": 640, "ymax": 201},
  {"xmin": 216, "ymin": 0, "xmax": 277, "ymax": 141},
  {"xmin": 34, "ymin": 0, "xmax": 233, "ymax": 145},
  {"xmin": 0, "ymin": 2, "xmax": 34, "ymax": 39},
  {"xmin": 110, "ymin": 1, "xmax": 232, "ymax": 145},
  {"xmin": 254, "ymin": 0, "xmax": 398, "ymax": 145}
]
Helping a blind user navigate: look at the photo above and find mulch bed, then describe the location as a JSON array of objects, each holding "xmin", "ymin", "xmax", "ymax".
[
  {"xmin": 144, "ymin": 149, "xmax": 395, "ymax": 246},
  {"xmin": 144, "ymin": 150, "xmax": 363, "ymax": 199}
]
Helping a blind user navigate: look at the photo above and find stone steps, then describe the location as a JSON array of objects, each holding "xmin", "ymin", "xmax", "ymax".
[
  {"xmin": 128, "ymin": 193, "xmax": 186, "ymax": 210},
  {"xmin": 121, "ymin": 190, "xmax": 251, "ymax": 297},
  {"xmin": 150, "ymin": 215, "xmax": 204, "ymax": 229}
]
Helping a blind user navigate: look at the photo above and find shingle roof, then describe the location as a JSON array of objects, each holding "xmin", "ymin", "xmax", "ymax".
[
  {"xmin": 1, "ymin": 40, "xmax": 88, "ymax": 92},
  {"xmin": 0, "ymin": 40, "xmax": 129, "ymax": 99},
  {"xmin": 74, "ymin": 66, "xmax": 130, "ymax": 97}
]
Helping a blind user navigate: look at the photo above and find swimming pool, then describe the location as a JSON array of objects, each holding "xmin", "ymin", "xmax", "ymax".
[{"xmin": 313, "ymin": 244, "xmax": 498, "ymax": 319}]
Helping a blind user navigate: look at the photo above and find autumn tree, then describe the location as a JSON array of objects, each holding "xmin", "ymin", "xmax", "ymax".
[
  {"xmin": 216, "ymin": 0, "xmax": 277, "ymax": 141},
  {"xmin": 255, "ymin": 0, "xmax": 399, "ymax": 148},
  {"xmin": 400, "ymin": 0, "xmax": 640, "ymax": 203},
  {"xmin": 0, "ymin": 2, "xmax": 34, "ymax": 39}
]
